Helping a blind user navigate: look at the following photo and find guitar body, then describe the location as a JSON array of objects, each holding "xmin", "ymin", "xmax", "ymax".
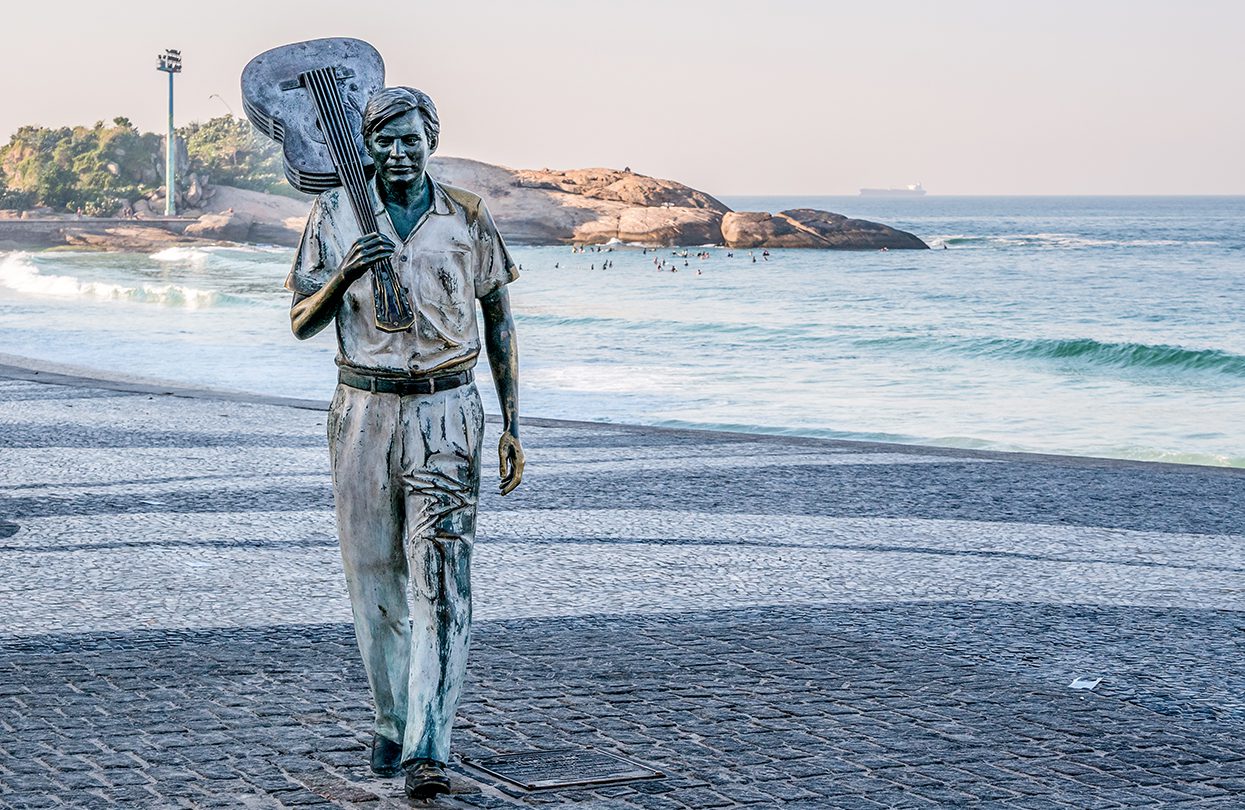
[
  {"xmin": 241, "ymin": 38, "xmax": 384, "ymax": 193},
  {"xmin": 242, "ymin": 38, "xmax": 415, "ymax": 332}
]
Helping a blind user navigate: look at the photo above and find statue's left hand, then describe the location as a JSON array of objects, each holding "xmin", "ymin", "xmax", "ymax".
[{"xmin": 498, "ymin": 431, "xmax": 524, "ymax": 496}]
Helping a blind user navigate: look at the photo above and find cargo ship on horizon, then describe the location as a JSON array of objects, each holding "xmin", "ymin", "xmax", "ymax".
[{"xmin": 860, "ymin": 183, "xmax": 926, "ymax": 197}]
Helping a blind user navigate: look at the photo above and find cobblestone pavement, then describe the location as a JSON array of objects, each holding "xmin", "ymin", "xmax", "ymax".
[{"xmin": 1, "ymin": 367, "xmax": 1244, "ymax": 808}]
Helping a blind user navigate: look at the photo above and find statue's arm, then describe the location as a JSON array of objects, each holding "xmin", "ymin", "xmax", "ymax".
[
  {"xmin": 480, "ymin": 286, "xmax": 523, "ymax": 494},
  {"xmin": 290, "ymin": 233, "xmax": 394, "ymax": 339}
]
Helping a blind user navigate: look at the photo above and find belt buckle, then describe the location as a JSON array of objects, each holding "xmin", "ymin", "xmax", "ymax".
[
  {"xmin": 426, "ymin": 376, "xmax": 437, "ymax": 395},
  {"xmin": 368, "ymin": 377, "xmax": 379, "ymax": 394}
]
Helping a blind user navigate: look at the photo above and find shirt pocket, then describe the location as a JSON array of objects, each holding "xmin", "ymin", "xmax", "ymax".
[{"xmin": 410, "ymin": 247, "xmax": 474, "ymax": 337}]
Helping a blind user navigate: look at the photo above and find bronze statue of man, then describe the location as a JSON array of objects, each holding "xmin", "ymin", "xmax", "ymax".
[{"xmin": 286, "ymin": 86, "xmax": 523, "ymax": 800}]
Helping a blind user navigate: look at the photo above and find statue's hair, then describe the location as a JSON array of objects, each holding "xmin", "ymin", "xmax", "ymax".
[{"xmin": 362, "ymin": 87, "xmax": 439, "ymax": 151}]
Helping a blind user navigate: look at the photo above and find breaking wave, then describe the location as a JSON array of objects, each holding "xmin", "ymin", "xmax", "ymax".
[
  {"xmin": 0, "ymin": 252, "xmax": 225, "ymax": 308},
  {"xmin": 971, "ymin": 335, "xmax": 1245, "ymax": 378},
  {"xmin": 150, "ymin": 244, "xmax": 289, "ymax": 262},
  {"xmin": 863, "ymin": 333, "xmax": 1245, "ymax": 378},
  {"xmin": 970, "ymin": 336, "xmax": 1245, "ymax": 376},
  {"xmin": 150, "ymin": 246, "xmax": 215, "ymax": 263},
  {"xmin": 935, "ymin": 233, "xmax": 1221, "ymax": 249}
]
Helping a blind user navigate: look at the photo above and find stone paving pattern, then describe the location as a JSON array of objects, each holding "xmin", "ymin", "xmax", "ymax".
[{"xmin": 1, "ymin": 369, "xmax": 1244, "ymax": 808}]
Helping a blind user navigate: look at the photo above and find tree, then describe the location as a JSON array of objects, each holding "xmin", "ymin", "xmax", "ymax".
[
  {"xmin": 0, "ymin": 169, "xmax": 33, "ymax": 210},
  {"xmin": 180, "ymin": 115, "xmax": 294, "ymax": 197},
  {"xmin": 0, "ymin": 120, "xmax": 161, "ymax": 214},
  {"xmin": 0, "ymin": 114, "xmax": 298, "ymax": 212}
]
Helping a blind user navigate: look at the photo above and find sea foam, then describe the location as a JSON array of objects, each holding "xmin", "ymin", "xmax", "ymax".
[
  {"xmin": 150, "ymin": 246, "xmax": 213, "ymax": 263},
  {"xmin": 0, "ymin": 252, "xmax": 221, "ymax": 308}
]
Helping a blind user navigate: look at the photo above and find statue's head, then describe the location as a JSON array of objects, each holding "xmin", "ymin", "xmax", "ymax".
[{"xmin": 362, "ymin": 87, "xmax": 439, "ymax": 187}]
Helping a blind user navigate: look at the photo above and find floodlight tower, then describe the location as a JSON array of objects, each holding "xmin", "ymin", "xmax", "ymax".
[{"xmin": 157, "ymin": 49, "xmax": 182, "ymax": 216}]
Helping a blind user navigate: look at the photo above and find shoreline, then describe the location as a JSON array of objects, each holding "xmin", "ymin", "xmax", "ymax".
[{"xmin": 2, "ymin": 351, "xmax": 1239, "ymax": 477}]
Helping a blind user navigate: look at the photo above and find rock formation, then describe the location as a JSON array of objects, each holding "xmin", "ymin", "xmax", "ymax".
[
  {"xmin": 512, "ymin": 167, "xmax": 727, "ymax": 211},
  {"xmin": 431, "ymin": 158, "xmax": 926, "ymax": 249},
  {"xmin": 720, "ymin": 209, "xmax": 928, "ymax": 250},
  {"xmin": 60, "ymin": 225, "xmax": 193, "ymax": 252},
  {"xmin": 184, "ymin": 210, "xmax": 255, "ymax": 242},
  {"xmin": 430, "ymin": 158, "xmax": 730, "ymax": 246}
]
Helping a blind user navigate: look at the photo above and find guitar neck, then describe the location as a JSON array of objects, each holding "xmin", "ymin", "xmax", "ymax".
[{"xmin": 301, "ymin": 67, "xmax": 413, "ymax": 332}]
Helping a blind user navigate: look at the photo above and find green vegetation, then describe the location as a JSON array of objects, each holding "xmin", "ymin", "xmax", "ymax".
[
  {"xmin": 0, "ymin": 115, "xmax": 291, "ymax": 215},
  {"xmin": 178, "ymin": 116, "xmax": 293, "ymax": 198},
  {"xmin": 0, "ymin": 171, "xmax": 33, "ymax": 210},
  {"xmin": 0, "ymin": 118, "xmax": 159, "ymax": 214}
]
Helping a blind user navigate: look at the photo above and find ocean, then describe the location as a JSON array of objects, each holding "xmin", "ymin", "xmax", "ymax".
[{"xmin": 1, "ymin": 195, "xmax": 1242, "ymax": 467}]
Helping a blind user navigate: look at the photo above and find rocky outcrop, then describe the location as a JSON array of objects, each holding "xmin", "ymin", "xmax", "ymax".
[
  {"xmin": 184, "ymin": 210, "xmax": 256, "ymax": 242},
  {"xmin": 511, "ymin": 167, "xmax": 728, "ymax": 212},
  {"xmin": 431, "ymin": 158, "xmax": 727, "ymax": 246},
  {"xmin": 60, "ymin": 225, "xmax": 197, "ymax": 251},
  {"xmin": 719, "ymin": 211, "xmax": 804, "ymax": 248},
  {"xmin": 432, "ymin": 159, "xmax": 926, "ymax": 248},
  {"xmin": 721, "ymin": 208, "xmax": 928, "ymax": 250}
]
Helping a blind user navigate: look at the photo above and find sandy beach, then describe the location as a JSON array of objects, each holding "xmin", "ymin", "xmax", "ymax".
[{"xmin": 1, "ymin": 357, "xmax": 1243, "ymax": 807}]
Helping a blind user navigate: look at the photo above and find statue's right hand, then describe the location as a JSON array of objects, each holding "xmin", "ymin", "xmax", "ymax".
[{"xmin": 340, "ymin": 233, "xmax": 396, "ymax": 281}]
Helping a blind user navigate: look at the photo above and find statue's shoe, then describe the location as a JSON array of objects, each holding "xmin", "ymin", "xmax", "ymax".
[
  {"xmin": 369, "ymin": 734, "xmax": 403, "ymax": 777},
  {"xmin": 404, "ymin": 759, "xmax": 451, "ymax": 800}
]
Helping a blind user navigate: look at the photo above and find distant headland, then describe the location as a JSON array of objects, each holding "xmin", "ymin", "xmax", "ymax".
[{"xmin": 0, "ymin": 116, "xmax": 926, "ymax": 251}]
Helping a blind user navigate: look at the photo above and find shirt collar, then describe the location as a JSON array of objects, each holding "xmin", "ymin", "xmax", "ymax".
[{"xmin": 368, "ymin": 174, "xmax": 456, "ymax": 219}]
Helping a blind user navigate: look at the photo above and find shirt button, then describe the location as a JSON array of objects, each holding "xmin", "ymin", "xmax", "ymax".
[{"xmin": 399, "ymin": 255, "xmax": 408, "ymax": 263}]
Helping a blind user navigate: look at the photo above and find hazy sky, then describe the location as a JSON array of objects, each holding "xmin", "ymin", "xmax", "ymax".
[{"xmin": 4, "ymin": 0, "xmax": 1242, "ymax": 195}]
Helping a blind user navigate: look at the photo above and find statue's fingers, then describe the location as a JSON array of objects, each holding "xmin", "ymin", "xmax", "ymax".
[
  {"xmin": 501, "ymin": 466, "xmax": 523, "ymax": 495},
  {"xmin": 499, "ymin": 454, "xmax": 516, "ymax": 489}
]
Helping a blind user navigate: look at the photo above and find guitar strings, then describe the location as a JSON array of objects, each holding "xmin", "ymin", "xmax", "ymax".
[
  {"xmin": 308, "ymin": 70, "xmax": 375, "ymax": 230},
  {"xmin": 311, "ymin": 71, "xmax": 377, "ymax": 234},
  {"xmin": 303, "ymin": 67, "xmax": 411, "ymax": 324},
  {"xmin": 307, "ymin": 69, "xmax": 407, "ymax": 321}
]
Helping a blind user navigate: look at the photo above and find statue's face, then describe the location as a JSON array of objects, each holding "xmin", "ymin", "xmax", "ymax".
[{"xmin": 366, "ymin": 109, "xmax": 431, "ymax": 186}]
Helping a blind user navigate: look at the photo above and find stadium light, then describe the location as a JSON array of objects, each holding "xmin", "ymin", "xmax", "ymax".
[{"xmin": 157, "ymin": 49, "xmax": 182, "ymax": 216}]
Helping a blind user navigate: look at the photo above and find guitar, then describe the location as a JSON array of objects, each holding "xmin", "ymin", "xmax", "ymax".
[{"xmin": 242, "ymin": 37, "xmax": 414, "ymax": 332}]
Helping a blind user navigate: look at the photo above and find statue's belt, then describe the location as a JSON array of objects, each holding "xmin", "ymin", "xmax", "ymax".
[{"xmin": 338, "ymin": 367, "xmax": 474, "ymax": 396}]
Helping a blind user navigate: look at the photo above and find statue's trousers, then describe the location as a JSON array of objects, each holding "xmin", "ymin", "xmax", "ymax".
[{"xmin": 327, "ymin": 381, "xmax": 484, "ymax": 765}]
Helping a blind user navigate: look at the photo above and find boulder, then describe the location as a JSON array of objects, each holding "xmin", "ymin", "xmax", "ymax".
[
  {"xmin": 613, "ymin": 208, "xmax": 723, "ymax": 245},
  {"xmin": 722, "ymin": 208, "xmax": 928, "ymax": 249},
  {"xmin": 720, "ymin": 211, "xmax": 805, "ymax": 248},
  {"xmin": 184, "ymin": 210, "xmax": 256, "ymax": 242},
  {"xmin": 184, "ymin": 173, "xmax": 206, "ymax": 207},
  {"xmin": 203, "ymin": 185, "xmax": 310, "ymax": 246}
]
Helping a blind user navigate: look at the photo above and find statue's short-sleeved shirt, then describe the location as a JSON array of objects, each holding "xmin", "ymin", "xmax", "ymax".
[{"xmin": 287, "ymin": 177, "xmax": 518, "ymax": 376}]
